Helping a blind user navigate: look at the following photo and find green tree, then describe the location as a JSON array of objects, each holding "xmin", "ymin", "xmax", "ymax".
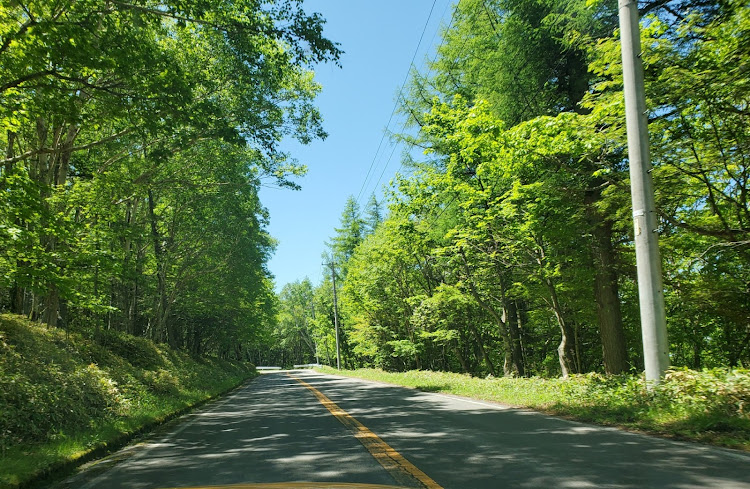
[
  {"xmin": 328, "ymin": 196, "xmax": 366, "ymax": 279},
  {"xmin": 0, "ymin": 0, "xmax": 341, "ymax": 358},
  {"xmin": 585, "ymin": 0, "xmax": 750, "ymax": 367},
  {"xmin": 363, "ymin": 194, "xmax": 384, "ymax": 236},
  {"xmin": 398, "ymin": 0, "xmax": 631, "ymax": 374},
  {"xmin": 343, "ymin": 215, "xmax": 442, "ymax": 370},
  {"xmin": 278, "ymin": 279, "xmax": 318, "ymax": 365}
]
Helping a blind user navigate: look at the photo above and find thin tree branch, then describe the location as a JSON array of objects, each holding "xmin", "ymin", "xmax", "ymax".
[{"xmin": 1, "ymin": 129, "xmax": 131, "ymax": 166}]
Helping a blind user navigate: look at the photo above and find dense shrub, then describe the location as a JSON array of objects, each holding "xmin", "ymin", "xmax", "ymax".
[
  {"xmin": 95, "ymin": 329, "xmax": 164, "ymax": 369},
  {"xmin": 0, "ymin": 321, "xmax": 123, "ymax": 446},
  {"xmin": 142, "ymin": 368, "xmax": 181, "ymax": 395},
  {"xmin": 658, "ymin": 368, "xmax": 750, "ymax": 418},
  {"xmin": 0, "ymin": 314, "xmax": 255, "ymax": 453},
  {"xmin": 561, "ymin": 369, "xmax": 750, "ymax": 423}
]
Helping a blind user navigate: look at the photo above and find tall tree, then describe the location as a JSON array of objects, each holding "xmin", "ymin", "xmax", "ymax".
[
  {"xmin": 398, "ymin": 0, "xmax": 630, "ymax": 374},
  {"xmin": 278, "ymin": 279, "xmax": 318, "ymax": 365},
  {"xmin": 329, "ymin": 196, "xmax": 366, "ymax": 274},
  {"xmin": 585, "ymin": 0, "xmax": 750, "ymax": 367},
  {"xmin": 363, "ymin": 194, "xmax": 384, "ymax": 236},
  {"xmin": 0, "ymin": 0, "xmax": 341, "ymax": 356}
]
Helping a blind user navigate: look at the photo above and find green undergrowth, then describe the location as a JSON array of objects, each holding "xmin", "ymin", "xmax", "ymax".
[
  {"xmin": 317, "ymin": 366, "xmax": 750, "ymax": 451},
  {"xmin": 0, "ymin": 314, "xmax": 257, "ymax": 489}
]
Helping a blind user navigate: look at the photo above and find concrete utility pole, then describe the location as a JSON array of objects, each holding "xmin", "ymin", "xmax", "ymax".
[
  {"xmin": 328, "ymin": 261, "xmax": 342, "ymax": 370},
  {"xmin": 310, "ymin": 297, "xmax": 319, "ymax": 365},
  {"xmin": 618, "ymin": 0, "xmax": 670, "ymax": 383}
]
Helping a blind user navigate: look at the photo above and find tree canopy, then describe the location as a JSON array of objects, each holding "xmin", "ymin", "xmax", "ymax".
[
  {"xmin": 274, "ymin": 0, "xmax": 749, "ymax": 376},
  {"xmin": 0, "ymin": 0, "xmax": 340, "ymax": 357}
]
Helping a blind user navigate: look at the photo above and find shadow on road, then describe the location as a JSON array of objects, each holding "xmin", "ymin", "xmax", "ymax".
[
  {"xmin": 300, "ymin": 372, "xmax": 750, "ymax": 489},
  {"xmin": 55, "ymin": 371, "xmax": 750, "ymax": 489}
]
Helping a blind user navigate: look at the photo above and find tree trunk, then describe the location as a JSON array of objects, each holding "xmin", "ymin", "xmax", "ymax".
[
  {"xmin": 452, "ymin": 340, "xmax": 470, "ymax": 374},
  {"xmin": 499, "ymin": 273, "xmax": 525, "ymax": 377},
  {"xmin": 504, "ymin": 299, "xmax": 526, "ymax": 377},
  {"xmin": 36, "ymin": 122, "xmax": 78, "ymax": 328},
  {"xmin": 43, "ymin": 284, "xmax": 59, "ymax": 327},
  {"xmin": 148, "ymin": 188, "xmax": 170, "ymax": 345},
  {"xmin": 535, "ymin": 241, "xmax": 577, "ymax": 378},
  {"xmin": 6, "ymin": 130, "xmax": 28, "ymax": 316},
  {"xmin": 2, "ymin": 130, "xmax": 14, "ymax": 182},
  {"xmin": 459, "ymin": 250, "xmax": 499, "ymax": 375},
  {"xmin": 467, "ymin": 321, "xmax": 495, "ymax": 375},
  {"xmin": 131, "ymin": 240, "xmax": 146, "ymax": 336},
  {"xmin": 515, "ymin": 299, "xmax": 529, "ymax": 370},
  {"xmin": 589, "ymin": 210, "xmax": 629, "ymax": 374},
  {"xmin": 692, "ymin": 331, "xmax": 702, "ymax": 370},
  {"xmin": 11, "ymin": 285, "xmax": 25, "ymax": 315},
  {"xmin": 546, "ymin": 276, "xmax": 577, "ymax": 378}
]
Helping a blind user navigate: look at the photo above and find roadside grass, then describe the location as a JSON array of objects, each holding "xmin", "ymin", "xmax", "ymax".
[
  {"xmin": 316, "ymin": 366, "xmax": 750, "ymax": 451},
  {"xmin": 0, "ymin": 314, "xmax": 257, "ymax": 489}
]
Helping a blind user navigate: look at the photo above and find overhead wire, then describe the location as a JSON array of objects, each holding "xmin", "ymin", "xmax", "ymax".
[
  {"xmin": 419, "ymin": 0, "xmax": 555, "ymax": 234},
  {"xmin": 362, "ymin": 0, "xmax": 462, "ymax": 206},
  {"xmin": 355, "ymin": 0, "xmax": 502, "ymax": 237},
  {"xmin": 390, "ymin": 1, "xmax": 467, "ymax": 236},
  {"xmin": 481, "ymin": 0, "xmax": 576, "ymax": 122},
  {"xmin": 354, "ymin": 0, "xmax": 441, "ymax": 206},
  {"xmin": 361, "ymin": 0, "xmax": 564, "ymax": 236}
]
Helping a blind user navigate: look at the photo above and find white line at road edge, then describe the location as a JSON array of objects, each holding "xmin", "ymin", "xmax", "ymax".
[{"xmin": 315, "ymin": 371, "xmax": 750, "ymax": 463}]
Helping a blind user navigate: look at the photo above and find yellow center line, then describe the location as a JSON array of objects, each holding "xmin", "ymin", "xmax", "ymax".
[{"xmin": 287, "ymin": 374, "xmax": 444, "ymax": 489}]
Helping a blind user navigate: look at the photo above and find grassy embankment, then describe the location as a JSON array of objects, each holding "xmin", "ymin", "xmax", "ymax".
[
  {"xmin": 317, "ymin": 366, "xmax": 750, "ymax": 451},
  {"xmin": 0, "ymin": 314, "xmax": 257, "ymax": 489}
]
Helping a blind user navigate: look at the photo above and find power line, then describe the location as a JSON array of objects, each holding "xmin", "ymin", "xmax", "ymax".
[
  {"xmin": 364, "ymin": 1, "xmax": 463, "ymax": 201},
  {"xmin": 355, "ymin": 0, "xmax": 467, "ymax": 232},
  {"xmin": 355, "ymin": 0, "xmax": 441, "ymax": 206},
  {"xmin": 424, "ymin": 190, "xmax": 460, "ymax": 232}
]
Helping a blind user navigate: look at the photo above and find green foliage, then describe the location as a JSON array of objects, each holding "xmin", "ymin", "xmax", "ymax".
[
  {"xmin": 0, "ymin": 314, "xmax": 255, "ymax": 487},
  {"xmin": 315, "ymin": 0, "xmax": 750, "ymax": 379},
  {"xmin": 407, "ymin": 0, "xmax": 614, "ymax": 126},
  {"xmin": 95, "ymin": 329, "xmax": 163, "ymax": 370},
  {"xmin": 272, "ymin": 279, "xmax": 319, "ymax": 367},
  {"xmin": 0, "ymin": 0, "xmax": 340, "ymax": 358},
  {"xmin": 583, "ymin": 0, "xmax": 750, "ymax": 369},
  {"xmin": 363, "ymin": 194, "xmax": 385, "ymax": 235},
  {"xmin": 558, "ymin": 368, "xmax": 750, "ymax": 444},
  {"xmin": 341, "ymin": 216, "xmax": 439, "ymax": 371},
  {"xmin": 658, "ymin": 368, "xmax": 750, "ymax": 420},
  {"xmin": 329, "ymin": 196, "xmax": 366, "ymax": 275},
  {"xmin": 142, "ymin": 368, "xmax": 180, "ymax": 395}
]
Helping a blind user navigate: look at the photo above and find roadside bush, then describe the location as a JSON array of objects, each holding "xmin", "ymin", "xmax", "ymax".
[
  {"xmin": 0, "ymin": 314, "xmax": 255, "ymax": 453},
  {"xmin": 95, "ymin": 329, "xmax": 163, "ymax": 369},
  {"xmin": 142, "ymin": 368, "xmax": 181, "ymax": 395},
  {"xmin": 657, "ymin": 368, "xmax": 750, "ymax": 418},
  {"xmin": 0, "ymin": 360, "xmax": 123, "ymax": 447}
]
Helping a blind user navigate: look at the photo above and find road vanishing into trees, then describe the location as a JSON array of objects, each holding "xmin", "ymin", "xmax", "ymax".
[{"xmin": 55, "ymin": 371, "xmax": 750, "ymax": 489}]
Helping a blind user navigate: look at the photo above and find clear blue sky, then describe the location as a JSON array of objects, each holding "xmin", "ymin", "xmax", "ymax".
[{"xmin": 259, "ymin": 0, "xmax": 454, "ymax": 290}]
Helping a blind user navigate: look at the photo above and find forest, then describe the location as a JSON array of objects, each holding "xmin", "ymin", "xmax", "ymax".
[
  {"xmin": 1, "ymin": 0, "xmax": 748, "ymax": 379},
  {"xmin": 2, "ymin": 2, "xmax": 748, "ymax": 485},
  {"xmin": 275, "ymin": 0, "xmax": 750, "ymax": 377},
  {"xmin": 0, "ymin": 0, "xmax": 340, "ymax": 358}
]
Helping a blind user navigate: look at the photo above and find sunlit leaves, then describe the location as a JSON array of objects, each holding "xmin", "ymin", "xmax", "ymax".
[{"xmin": 0, "ymin": 0, "xmax": 339, "ymax": 354}]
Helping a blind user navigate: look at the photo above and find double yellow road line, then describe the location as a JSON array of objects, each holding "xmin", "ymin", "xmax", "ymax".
[{"xmin": 287, "ymin": 374, "xmax": 443, "ymax": 489}]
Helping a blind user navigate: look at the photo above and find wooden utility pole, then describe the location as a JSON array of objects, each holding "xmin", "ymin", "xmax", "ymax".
[
  {"xmin": 618, "ymin": 0, "xmax": 670, "ymax": 383},
  {"xmin": 327, "ymin": 261, "xmax": 342, "ymax": 370}
]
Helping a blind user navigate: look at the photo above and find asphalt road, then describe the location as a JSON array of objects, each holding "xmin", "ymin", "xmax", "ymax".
[{"xmin": 55, "ymin": 370, "xmax": 750, "ymax": 489}]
